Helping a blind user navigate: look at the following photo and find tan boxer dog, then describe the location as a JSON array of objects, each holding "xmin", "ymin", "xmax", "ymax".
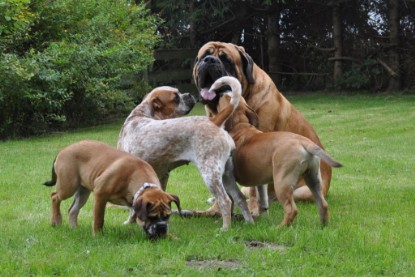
[
  {"xmin": 193, "ymin": 41, "xmax": 332, "ymax": 204},
  {"xmin": 43, "ymin": 140, "xmax": 181, "ymax": 238},
  {"xmin": 208, "ymin": 77, "xmax": 342, "ymax": 226}
]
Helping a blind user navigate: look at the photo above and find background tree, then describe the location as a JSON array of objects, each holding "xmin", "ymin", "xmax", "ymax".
[
  {"xmin": 146, "ymin": 0, "xmax": 414, "ymax": 92},
  {"xmin": 0, "ymin": 0, "xmax": 160, "ymax": 139},
  {"xmin": 387, "ymin": 0, "xmax": 401, "ymax": 90}
]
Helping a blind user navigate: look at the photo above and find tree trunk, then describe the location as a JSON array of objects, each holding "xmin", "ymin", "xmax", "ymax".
[
  {"xmin": 387, "ymin": 0, "xmax": 401, "ymax": 91},
  {"xmin": 189, "ymin": 1, "xmax": 196, "ymax": 47},
  {"xmin": 267, "ymin": 9, "xmax": 281, "ymax": 86},
  {"xmin": 332, "ymin": 4, "xmax": 343, "ymax": 84}
]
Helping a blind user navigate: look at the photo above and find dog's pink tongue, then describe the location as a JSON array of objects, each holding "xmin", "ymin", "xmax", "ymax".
[{"xmin": 201, "ymin": 88, "xmax": 216, "ymax": 101}]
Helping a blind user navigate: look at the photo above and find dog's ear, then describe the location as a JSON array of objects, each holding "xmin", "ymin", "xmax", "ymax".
[
  {"xmin": 245, "ymin": 105, "xmax": 259, "ymax": 128},
  {"xmin": 152, "ymin": 97, "xmax": 163, "ymax": 111},
  {"xmin": 193, "ymin": 56, "xmax": 200, "ymax": 88},
  {"xmin": 167, "ymin": 193, "xmax": 182, "ymax": 217},
  {"xmin": 134, "ymin": 198, "xmax": 150, "ymax": 222},
  {"xmin": 235, "ymin": 45, "xmax": 255, "ymax": 85}
]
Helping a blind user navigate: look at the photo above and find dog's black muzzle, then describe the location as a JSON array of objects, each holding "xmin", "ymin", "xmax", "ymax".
[
  {"xmin": 197, "ymin": 55, "xmax": 228, "ymax": 90},
  {"xmin": 144, "ymin": 220, "xmax": 169, "ymax": 239},
  {"xmin": 182, "ymin": 93, "xmax": 196, "ymax": 109}
]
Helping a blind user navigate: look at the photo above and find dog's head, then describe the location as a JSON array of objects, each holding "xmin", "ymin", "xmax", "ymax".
[
  {"xmin": 132, "ymin": 187, "xmax": 181, "ymax": 239},
  {"xmin": 193, "ymin": 41, "xmax": 255, "ymax": 108},
  {"xmin": 144, "ymin": 86, "xmax": 196, "ymax": 120}
]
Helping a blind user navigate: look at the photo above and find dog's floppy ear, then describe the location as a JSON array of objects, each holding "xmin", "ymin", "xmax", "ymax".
[
  {"xmin": 193, "ymin": 56, "xmax": 200, "ymax": 88},
  {"xmin": 168, "ymin": 193, "xmax": 182, "ymax": 217},
  {"xmin": 245, "ymin": 105, "xmax": 259, "ymax": 128},
  {"xmin": 235, "ymin": 45, "xmax": 255, "ymax": 85},
  {"xmin": 152, "ymin": 97, "xmax": 163, "ymax": 111},
  {"xmin": 133, "ymin": 198, "xmax": 150, "ymax": 222}
]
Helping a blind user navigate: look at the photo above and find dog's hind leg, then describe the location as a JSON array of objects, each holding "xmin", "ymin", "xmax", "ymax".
[
  {"xmin": 199, "ymin": 166, "xmax": 232, "ymax": 230},
  {"xmin": 51, "ymin": 191, "xmax": 63, "ymax": 226},
  {"xmin": 222, "ymin": 158, "xmax": 254, "ymax": 224},
  {"xmin": 50, "ymin": 180, "xmax": 79, "ymax": 227},
  {"xmin": 68, "ymin": 186, "xmax": 91, "ymax": 228},
  {"xmin": 273, "ymin": 171, "xmax": 298, "ymax": 226},
  {"xmin": 304, "ymin": 159, "xmax": 329, "ymax": 225}
]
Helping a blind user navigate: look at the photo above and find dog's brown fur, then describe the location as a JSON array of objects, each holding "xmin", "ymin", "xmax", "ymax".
[
  {"xmin": 43, "ymin": 140, "xmax": 181, "ymax": 237},
  {"xmin": 210, "ymin": 77, "xmax": 342, "ymax": 226},
  {"xmin": 194, "ymin": 41, "xmax": 332, "ymax": 202}
]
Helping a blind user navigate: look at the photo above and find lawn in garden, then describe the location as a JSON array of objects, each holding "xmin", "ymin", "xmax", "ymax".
[{"xmin": 0, "ymin": 93, "xmax": 414, "ymax": 276}]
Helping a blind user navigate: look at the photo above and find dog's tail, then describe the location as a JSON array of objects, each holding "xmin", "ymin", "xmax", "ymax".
[
  {"xmin": 305, "ymin": 144, "xmax": 342, "ymax": 168},
  {"xmin": 208, "ymin": 76, "xmax": 242, "ymax": 128},
  {"xmin": 43, "ymin": 158, "xmax": 57, "ymax": 186},
  {"xmin": 210, "ymin": 96, "xmax": 235, "ymax": 127}
]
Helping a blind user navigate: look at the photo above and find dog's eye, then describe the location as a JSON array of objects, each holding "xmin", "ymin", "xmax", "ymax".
[
  {"xmin": 219, "ymin": 54, "xmax": 235, "ymax": 75},
  {"xmin": 219, "ymin": 54, "xmax": 232, "ymax": 64}
]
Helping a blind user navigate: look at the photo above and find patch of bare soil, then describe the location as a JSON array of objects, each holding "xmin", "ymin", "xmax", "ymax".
[
  {"xmin": 186, "ymin": 259, "xmax": 242, "ymax": 269},
  {"xmin": 245, "ymin": 240, "xmax": 288, "ymax": 251}
]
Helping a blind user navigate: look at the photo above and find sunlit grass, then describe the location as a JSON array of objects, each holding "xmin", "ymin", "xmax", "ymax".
[{"xmin": 0, "ymin": 93, "xmax": 414, "ymax": 275}]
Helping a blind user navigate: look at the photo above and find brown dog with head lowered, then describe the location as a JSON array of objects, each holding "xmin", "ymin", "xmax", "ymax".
[
  {"xmin": 43, "ymin": 140, "xmax": 181, "ymax": 238},
  {"xmin": 208, "ymin": 77, "xmax": 342, "ymax": 226},
  {"xmin": 193, "ymin": 41, "xmax": 331, "ymax": 204}
]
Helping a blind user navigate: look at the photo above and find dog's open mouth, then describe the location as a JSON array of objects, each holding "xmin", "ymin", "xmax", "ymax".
[
  {"xmin": 200, "ymin": 88, "xmax": 216, "ymax": 101},
  {"xmin": 197, "ymin": 61, "xmax": 227, "ymax": 102}
]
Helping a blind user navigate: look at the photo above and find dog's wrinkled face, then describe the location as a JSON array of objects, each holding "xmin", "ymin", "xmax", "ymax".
[
  {"xmin": 193, "ymin": 42, "xmax": 254, "ymax": 108},
  {"xmin": 148, "ymin": 87, "xmax": 196, "ymax": 120},
  {"xmin": 133, "ymin": 189, "xmax": 181, "ymax": 239}
]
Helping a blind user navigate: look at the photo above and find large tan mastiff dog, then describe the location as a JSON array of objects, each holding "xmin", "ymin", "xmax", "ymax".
[
  {"xmin": 208, "ymin": 77, "xmax": 342, "ymax": 225},
  {"xmin": 43, "ymin": 140, "xmax": 181, "ymax": 238},
  {"xmin": 193, "ymin": 41, "xmax": 332, "ymax": 202}
]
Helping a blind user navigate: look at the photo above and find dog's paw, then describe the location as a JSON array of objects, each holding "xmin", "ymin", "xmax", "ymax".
[{"xmin": 250, "ymin": 209, "xmax": 260, "ymax": 217}]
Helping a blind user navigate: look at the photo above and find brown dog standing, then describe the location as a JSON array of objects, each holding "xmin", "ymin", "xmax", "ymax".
[
  {"xmin": 209, "ymin": 77, "xmax": 342, "ymax": 226},
  {"xmin": 43, "ymin": 140, "xmax": 181, "ymax": 238},
  {"xmin": 193, "ymin": 41, "xmax": 332, "ymax": 202}
]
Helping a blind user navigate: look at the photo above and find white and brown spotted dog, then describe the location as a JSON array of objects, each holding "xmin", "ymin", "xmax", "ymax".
[
  {"xmin": 208, "ymin": 77, "xmax": 342, "ymax": 226},
  {"xmin": 117, "ymin": 86, "xmax": 254, "ymax": 230},
  {"xmin": 43, "ymin": 140, "xmax": 181, "ymax": 238}
]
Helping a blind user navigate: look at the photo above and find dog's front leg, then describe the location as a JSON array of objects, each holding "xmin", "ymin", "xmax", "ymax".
[
  {"xmin": 93, "ymin": 193, "xmax": 108, "ymax": 235},
  {"xmin": 258, "ymin": 184, "xmax": 269, "ymax": 214},
  {"xmin": 159, "ymin": 173, "xmax": 170, "ymax": 191},
  {"xmin": 123, "ymin": 208, "xmax": 136, "ymax": 225},
  {"xmin": 247, "ymin": 187, "xmax": 260, "ymax": 217}
]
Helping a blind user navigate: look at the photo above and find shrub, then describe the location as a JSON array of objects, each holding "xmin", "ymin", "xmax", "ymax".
[{"xmin": 0, "ymin": 0, "xmax": 160, "ymax": 138}]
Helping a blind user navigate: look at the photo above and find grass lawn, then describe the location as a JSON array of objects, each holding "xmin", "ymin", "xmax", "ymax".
[{"xmin": 0, "ymin": 93, "xmax": 414, "ymax": 276}]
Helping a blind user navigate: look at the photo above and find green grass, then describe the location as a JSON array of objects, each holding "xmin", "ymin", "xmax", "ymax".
[{"xmin": 1, "ymin": 93, "xmax": 414, "ymax": 276}]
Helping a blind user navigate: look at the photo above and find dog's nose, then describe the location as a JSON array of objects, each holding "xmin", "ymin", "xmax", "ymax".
[
  {"xmin": 155, "ymin": 221, "xmax": 168, "ymax": 234},
  {"xmin": 183, "ymin": 93, "xmax": 196, "ymax": 105},
  {"xmin": 203, "ymin": 55, "xmax": 218, "ymax": 64}
]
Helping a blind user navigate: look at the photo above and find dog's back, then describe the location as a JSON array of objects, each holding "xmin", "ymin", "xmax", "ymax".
[{"xmin": 119, "ymin": 116, "xmax": 234, "ymax": 171}]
